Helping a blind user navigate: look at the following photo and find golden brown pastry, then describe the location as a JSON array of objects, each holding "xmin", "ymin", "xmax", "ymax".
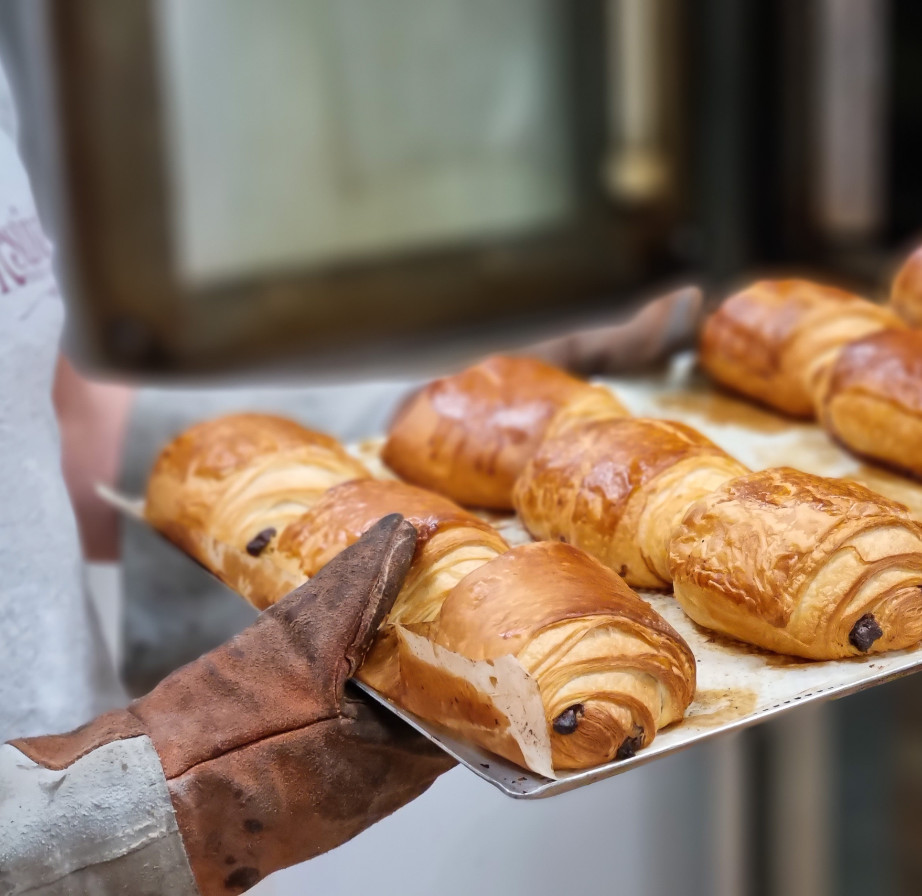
[
  {"xmin": 669, "ymin": 467, "xmax": 922, "ymax": 659},
  {"xmin": 891, "ymin": 244, "xmax": 922, "ymax": 327},
  {"xmin": 262, "ymin": 479, "xmax": 695, "ymax": 772},
  {"xmin": 541, "ymin": 382, "xmax": 634, "ymax": 437},
  {"xmin": 513, "ymin": 416, "xmax": 748, "ymax": 589},
  {"xmin": 145, "ymin": 413, "xmax": 371, "ymax": 607},
  {"xmin": 381, "ymin": 355, "xmax": 627, "ymax": 509},
  {"xmin": 818, "ymin": 329, "xmax": 922, "ymax": 480},
  {"xmin": 145, "ymin": 415, "xmax": 697, "ymax": 772},
  {"xmin": 275, "ymin": 478, "xmax": 509, "ymax": 625},
  {"xmin": 431, "ymin": 542, "xmax": 696, "ymax": 769},
  {"xmin": 699, "ymin": 279, "xmax": 904, "ymax": 418},
  {"xmin": 272, "ymin": 479, "xmax": 509, "ymax": 701},
  {"xmin": 271, "ymin": 477, "xmax": 509, "ymax": 698}
]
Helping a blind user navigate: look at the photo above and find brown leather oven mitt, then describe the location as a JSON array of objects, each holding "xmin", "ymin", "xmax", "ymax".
[
  {"xmin": 12, "ymin": 514, "xmax": 455, "ymax": 895},
  {"xmin": 523, "ymin": 285, "xmax": 704, "ymax": 375}
]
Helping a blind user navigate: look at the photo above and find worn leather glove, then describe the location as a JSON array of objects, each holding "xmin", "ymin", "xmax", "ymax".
[
  {"xmin": 523, "ymin": 285, "xmax": 703, "ymax": 375},
  {"xmin": 9, "ymin": 515, "xmax": 454, "ymax": 895}
]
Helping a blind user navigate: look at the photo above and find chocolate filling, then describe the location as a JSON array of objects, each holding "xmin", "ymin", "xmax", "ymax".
[
  {"xmin": 849, "ymin": 613, "xmax": 883, "ymax": 652},
  {"xmin": 552, "ymin": 704, "xmax": 585, "ymax": 735},
  {"xmin": 245, "ymin": 528, "xmax": 277, "ymax": 557},
  {"xmin": 616, "ymin": 727, "xmax": 645, "ymax": 761}
]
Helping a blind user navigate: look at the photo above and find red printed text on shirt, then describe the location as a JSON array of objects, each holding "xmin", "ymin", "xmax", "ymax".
[{"xmin": 0, "ymin": 205, "xmax": 52, "ymax": 295}]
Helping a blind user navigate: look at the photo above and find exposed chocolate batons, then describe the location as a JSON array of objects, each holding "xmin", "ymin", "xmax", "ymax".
[
  {"xmin": 552, "ymin": 704, "xmax": 585, "ymax": 735},
  {"xmin": 246, "ymin": 527, "xmax": 276, "ymax": 557},
  {"xmin": 849, "ymin": 614, "xmax": 883, "ymax": 653},
  {"xmin": 616, "ymin": 728, "xmax": 645, "ymax": 760},
  {"xmin": 434, "ymin": 542, "xmax": 696, "ymax": 770}
]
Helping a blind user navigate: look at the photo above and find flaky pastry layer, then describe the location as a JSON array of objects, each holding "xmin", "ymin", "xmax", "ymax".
[
  {"xmin": 145, "ymin": 413, "xmax": 371, "ymax": 606},
  {"xmin": 699, "ymin": 280, "xmax": 903, "ymax": 418},
  {"xmin": 382, "ymin": 355, "xmax": 627, "ymax": 510},
  {"xmin": 433, "ymin": 542, "xmax": 696, "ymax": 769},
  {"xmin": 820, "ymin": 329, "xmax": 922, "ymax": 480},
  {"xmin": 669, "ymin": 467, "xmax": 922, "ymax": 659},
  {"xmin": 514, "ymin": 416, "xmax": 748, "ymax": 588}
]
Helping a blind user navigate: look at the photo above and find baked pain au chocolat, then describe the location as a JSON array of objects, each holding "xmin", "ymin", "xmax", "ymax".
[
  {"xmin": 145, "ymin": 413, "xmax": 371, "ymax": 608},
  {"xmin": 514, "ymin": 413, "xmax": 748, "ymax": 589},
  {"xmin": 818, "ymin": 329, "xmax": 922, "ymax": 481},
  {"xmin": 269, "ymin": 477, "xmax": 510, "ymax": 703},
  {"xmin": 431, "ymin": 543, "xmax": 696, "ymax": 769},
  {"xmin": 274, "ymin": 478, "xmax": 510, "ymax": 627},
  {"xmin": 699, "ymin": 279, "xmax": 904, "ymax": 418},
  {"xmin": 147, "ymin": 415, "xmax": 695, "ymax": 771},
  {"xmin": 272, "ymin": 480, "xmax": 694, "ymax": 769},
  {"xmin": 669, "ymin": 467, "xmax": 922, "ymax": 660},
  {"xmin": 382, "ymin": 354, "xmax": 627, "ymax": 510}
]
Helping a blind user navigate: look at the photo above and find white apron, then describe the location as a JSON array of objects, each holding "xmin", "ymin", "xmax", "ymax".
[{"xmin": 0, "ymin": 71, "xmax": 119, "ymax": 739}]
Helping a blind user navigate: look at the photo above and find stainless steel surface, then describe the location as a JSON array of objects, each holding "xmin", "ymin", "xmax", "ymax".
[{"xmin": 354, "ymin": 645, "xmax": 922, "ymax": 799}]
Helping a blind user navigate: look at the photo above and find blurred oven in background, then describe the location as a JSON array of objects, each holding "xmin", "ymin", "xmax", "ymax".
[
  {"xmin": 48, "ymin": 0, "xmax": 922, "ymax": 376},
  {"xmin": 49, "ymin": 0, "xmax": 922, "ymax": 379},
  {"xmin": 39, "ymin": 2, "xmax": 922, "ymax": 895},
  {"xmin": 51, "ymin": 0, "xmax": 691, "ymax": 374}
]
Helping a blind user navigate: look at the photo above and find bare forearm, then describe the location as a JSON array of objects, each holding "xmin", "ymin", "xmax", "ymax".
[{"xmin": 52, "ymin": 354, "xmax": 135, "ymax": 561}]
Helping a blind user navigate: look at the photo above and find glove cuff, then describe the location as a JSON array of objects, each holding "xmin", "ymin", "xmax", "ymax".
[{"xmin": 11, "ymin": 708, "xmax": 146, "ymax": 769}]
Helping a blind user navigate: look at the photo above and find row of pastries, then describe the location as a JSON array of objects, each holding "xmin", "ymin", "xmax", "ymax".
[
  {"xmin": 143, "ymin": 246, "xmax": 922, "ymax": 774},
  {"xmin": 146, "ymin": 405, "xmax": 697, "ymax": 773},
  {"xmin": 387, "ymin": 354, "xmax": 922, "ymax": 662},
  {"xmin": 700, "ymin": 257, "xmax": 922, "ymax": 480}
]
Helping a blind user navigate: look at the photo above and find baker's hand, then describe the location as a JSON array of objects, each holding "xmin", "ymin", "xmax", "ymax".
[
  {"xmin": 522, "ymin": 285, "xmax": 703, "ymax": 376},
  {"xmin": 11, "ymin": 515, "xmax": 454, "ymax": 895}
]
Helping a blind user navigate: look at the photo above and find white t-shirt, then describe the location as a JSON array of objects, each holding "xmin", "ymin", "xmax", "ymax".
[{"xmin": 0, "ymin": 57, "xmax": 120, "ymax": 739}]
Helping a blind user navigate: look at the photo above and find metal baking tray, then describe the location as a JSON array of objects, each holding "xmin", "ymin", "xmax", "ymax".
[{"xmin": 105, "ymin": 352, "xmax": 922, "ymax": 799}]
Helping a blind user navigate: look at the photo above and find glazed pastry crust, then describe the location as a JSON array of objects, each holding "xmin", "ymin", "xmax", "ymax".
[
  {"xmin": 274, "ymin": 482, "xmax": 695, "ymax": 771},
  {"xmin": 145, "ymin": 413, "xmax": 697, "ymax": 771},
  {"xmin": 381, "ymin": 355, "xmax": 627, "ymax": 510},
  {"xmin": 277, "ymin": 478, "xmax": 509, "ymax": 625},
  {"xmin": 433, "ymin": 542, "xmax": 696, "ymax": 769},
  {"xmin": 513, "ymin": 416, "xmax": 748, "ymax": 588},
  {"xmin": 145, "ymin": 413, "xmax": 370, "ymax": 605},
  {"xmin": 699, "ymin": 280, "xmax": 904, "ymax": 418},
  {"xmin": 891, "ymin": 245, "xmax": 922, "ymax": 327},
  {"xmin": 820, "ymin": 330, "xmax": 922, "ymax": 480},
  {"xmin": 669, "ymin": 467, "xmax": 922, "ymax": 659}
]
